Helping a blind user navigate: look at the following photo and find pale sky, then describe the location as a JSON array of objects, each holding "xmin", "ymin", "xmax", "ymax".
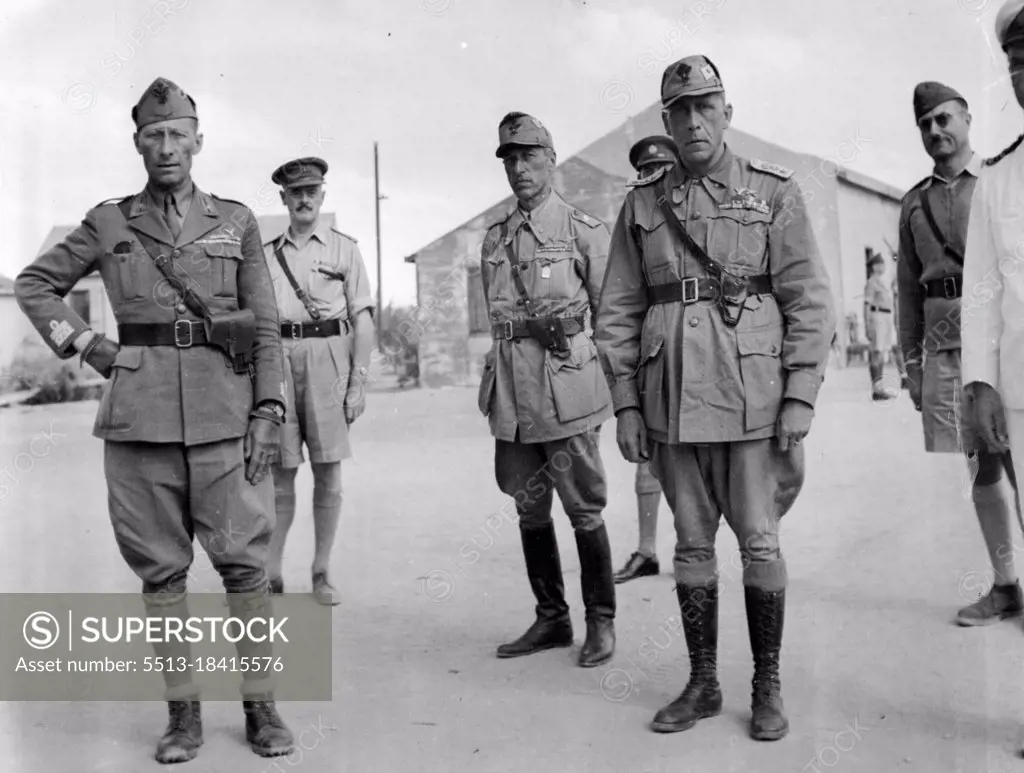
[{"xmin": 0, "ymin": 0, "xmax": 1019, "ymax": 306}]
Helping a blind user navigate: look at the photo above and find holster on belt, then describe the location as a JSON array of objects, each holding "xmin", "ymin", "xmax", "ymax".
[
  {"xmin": 204, "ymin": 308, "xmax": 257, "ymax": 374},
  {"xmin": 525, "ymin": 317, "xmax": 571, "ymax": 354}
]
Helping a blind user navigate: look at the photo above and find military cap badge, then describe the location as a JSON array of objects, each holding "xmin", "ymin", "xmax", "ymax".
[
  {"xmin": 152, "ymin": 80, "xmax": 170, "ymax": 104},
  {"xmin": 700, "ymin": 64, "xmax": 715, "ymax": 81},
  {"xmin": 677, "ymin": 63, "xmax": 691, "ymax": 84}
]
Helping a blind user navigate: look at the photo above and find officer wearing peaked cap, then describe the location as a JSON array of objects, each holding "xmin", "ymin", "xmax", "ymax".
[
  {"xmin": 595, "ymin": 54, "xmax": 835, "ymax": 741},
  {"xmin": 262, "ymin": 156, "xmax": 376, "ymax": 607},
  {"xmin": 14, "ymin": 76, "xmax": 296, "ymax": 764},
  {"xmin": 626, "ymin": 135, "xmax": 679, "ymax": 190},
  {"xmin": 896, "ymin": 78, "xmax": 1022, "ymax": 630},
  {"xmin": 478, "ymin": 111, "xmax": 618, "ymax": 669},
  {"xmin": 612, "ymin": 135, "xmax": 678, "ymax": 586}
]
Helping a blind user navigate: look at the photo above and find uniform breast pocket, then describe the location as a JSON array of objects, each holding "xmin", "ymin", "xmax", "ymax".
[
  {"xmin": 107, "ymin": 247, "xmax": 148, "ymax": 303},
  {"xmin": 531, "ymin": 247, "xmax": 578, "ymax": 300},
  {"xmin": 633, "ymin": 216, "xmax": 677, "ymax": 283},
  {"xmin": 309, "ymin": 261, "xmax": 347, "ymax": 305},
  {"xmin": 483, "ymin": 252, "xmax": 511, "ymax": 302},
  {"xmin": 709, "ymin": 209, "xmax": 772, "ymax": 271},
  {"xmin": 204, "ymin": 243, "xmax": 244, "ymax": 298}
]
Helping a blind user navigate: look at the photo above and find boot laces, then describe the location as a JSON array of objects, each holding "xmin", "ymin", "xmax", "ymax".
[
  {"xmin": 167, "ymin": 701, "xmax": 192, "ymax": 732},
  {"xmin": 251, "ymin": 701, "xmax": 284, "ymax": 728}
]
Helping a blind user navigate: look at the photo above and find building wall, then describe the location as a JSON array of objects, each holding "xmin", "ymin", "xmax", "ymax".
[{"xmin": 834, "ymin": 183, "xmax": 901, "ymax": 347}]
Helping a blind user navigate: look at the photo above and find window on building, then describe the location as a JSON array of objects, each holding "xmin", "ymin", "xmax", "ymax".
[
  {"xmin": 467, "ymin": 264, "xmax": 489, "ymax": 335},
  {"xmin": 69, "ymin": 289, "xmax": 91, "ymax": 326}
]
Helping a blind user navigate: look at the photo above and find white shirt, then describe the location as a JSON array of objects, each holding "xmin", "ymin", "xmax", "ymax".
[{"xmin": 961, "ymin": 138, "xmax": 1024, "ymax": 407}]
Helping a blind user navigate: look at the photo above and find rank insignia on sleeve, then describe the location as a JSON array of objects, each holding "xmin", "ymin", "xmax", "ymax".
[
  {"xmin": 750, "ymin": 159, "xmax": 794, "ymax": 180},
  {"xmin": 49, "ymin": 320, "xmax": 75, "ymax": 348}
]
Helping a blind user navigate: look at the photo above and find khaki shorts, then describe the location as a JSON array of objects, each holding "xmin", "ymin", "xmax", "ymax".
[
  {"xmin": 921, "ymin": 349, "xmax": 965, "ymax": 454},
  {"xmin": 279, "ymin": 334, "xmax": 353, "ymax": 468},
  {"xmin": 867, "ymin": 311, "xmax": 894, "ymax": 354}
]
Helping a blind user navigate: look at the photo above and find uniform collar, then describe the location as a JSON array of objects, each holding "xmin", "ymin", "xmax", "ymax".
[
  {"xmin": 674, "ymin": 145, "xmax": 733, "ymax": 189},
  {"xmin": 929, "ymin": 152, "xmax": 981, "ymax": 186},
  {"xmin": 133, "ymin": 180, "xmax": 204, "ymax": 217},
  {"xmin": 283, "ymin": 217, "xmax": 331, "ymax": 247},
  {"xmin": 505, "ymin": 189, "xmax": 562, "ymax": 244}
]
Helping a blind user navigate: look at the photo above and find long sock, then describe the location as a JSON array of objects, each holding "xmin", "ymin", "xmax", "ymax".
[
  {"xmin": 974, "ymin": 481, "xmax": 1018, "ymax": 585},
  {"xmin": 637, "ymin": 492, "xmax": 660, "ymax": 556},
  {"xmin": 268, "ymin": 466, "xmax": 298, "ymax": 581},
  {"xmin": 311, "ymin": 462, "xmax": 343, "ymax": 576}
]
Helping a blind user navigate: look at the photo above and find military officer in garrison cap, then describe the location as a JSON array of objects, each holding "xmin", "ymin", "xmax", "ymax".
[
  {"xmin": 612, "ymin": 135, "xmax": 680, "ymax": 586},
  {"xmin": 962, "ymin": 2, "xmax": 1024, "ymax": 651},
  {"xmin": 263, "ymin": 156, "xmax": 376, "ymax": 606},
  {"xmin": 897, "ymin": 79, "xmax": 1022, "ymax": 628},
  {"xmin": 595, "ymin": 55, "xmax": 834, "ymax": 741},
  {"xmin": 479, "ymin": 112, "xmax": 617, "ymax": 668},
  {"xmin": 14, "ymin": 77, "xmax": 295, "ymax": 764}
]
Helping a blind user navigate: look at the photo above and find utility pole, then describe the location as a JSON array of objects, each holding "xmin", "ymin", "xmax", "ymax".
[{"xmin": 374, "ymin": 142, "xmax": 386, "ymax": 351}]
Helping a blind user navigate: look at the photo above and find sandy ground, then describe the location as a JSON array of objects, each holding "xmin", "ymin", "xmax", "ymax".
[{"xmin": 2, "ymin": 365, "xmax": 1024, "ymax": 772}]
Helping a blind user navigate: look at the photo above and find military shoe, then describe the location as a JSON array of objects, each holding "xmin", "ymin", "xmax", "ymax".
[
  {"xmin": 243, "ymin": 700, "xmax": 295, "ymax": 757},
  {"xmin": 614, "ymin": 552, "xmax": 660, "ymax": 584},
  {"xmin": 496, "ymin": 618, "xmax": 574, "ymax": 658},
  {"xmin": 956, "ymin": 581, "xmax": 1024, "ymax": 626},
  {"xmin": 155, "ymin": 701, "xmax": 202, "ymax": 764}
]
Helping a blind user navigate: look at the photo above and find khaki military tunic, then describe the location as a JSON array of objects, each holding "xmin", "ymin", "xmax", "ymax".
[
  {"xmin": 264, "ymin": 220, "xmax": 376, "ymax": 465},
  {"xmin": 478, "ymin": 191, "xmax": 613, "ymax": 443},
  {"xmin": 596, "ymin": 148, "xmax": 834, "ymax": 445}
]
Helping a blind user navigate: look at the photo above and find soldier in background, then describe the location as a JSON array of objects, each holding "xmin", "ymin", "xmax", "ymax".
[
  {"xmin": 614, "ymin": 136, "xmax": 678, "ymax": 584},
  {"xmin": 14, "ymin": 78, "xmax": 294, "ymax": 763},
  {"xmin": 596, "ymin": 55, "xmax": 834, "ymax": 741},
  {"xmin": 898, "ymin": 80, "xmax": 1021, "ymax": 626},
  {"xmin": 864, "ymin": 252, "xmax": 897, "ymax": 400},
  {"xmin": 263, "ymin": 157, "xmax": 376, "ymax": 606},
  {"xmin": 479, "ymin": 112, "xmax": 617, "ymax": 668}
]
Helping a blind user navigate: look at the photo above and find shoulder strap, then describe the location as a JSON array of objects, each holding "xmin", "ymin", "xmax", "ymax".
[
  {"xmin": 503, "ymin": 223, "xmax": 539, "ymax": 318},
  {"xmin": 272, "ymin": 236, "xmax": 322, "ymax": 321},
  {"xmin": 916, "ymin": 188, "xmax": 964, "ymax": 265},
  {"xmin": 653, "ymin": 178, "xmax": 724, "ymax": 280},
  {"xmin": 115, "ymin": 199, "xmax": 212, "ymax": 319}
]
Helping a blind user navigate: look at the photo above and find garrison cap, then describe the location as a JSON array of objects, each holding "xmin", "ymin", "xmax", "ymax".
[
  {"xmin": 271, "ymin": 157, "xmax": 329, "ymax": 189},
  {"xmin": 629, "ymin": 135, "xmax": 679, "ymax": 171},
  {"xmin": 913, "ymin": 81, "xmax": 967, "ymax": 123},
  {"xmin": 997, "ymin": 0, "xmax": 1024, "ymax": 50},
  {"xmin": 495, "ymin": 113, "xmax": 554, "ymax": 158},
  {"xmin": 661, "ymin": 55, "xmax": 724, "ymax": 108},
  {"xmin": 132, "ymin": 77, "xmax": 197, "ymax": 130}
]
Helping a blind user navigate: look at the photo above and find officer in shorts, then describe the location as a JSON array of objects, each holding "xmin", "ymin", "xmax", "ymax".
[{"xmin": 263, "ymin": 157, "xmax": 376, "ymax": 606}]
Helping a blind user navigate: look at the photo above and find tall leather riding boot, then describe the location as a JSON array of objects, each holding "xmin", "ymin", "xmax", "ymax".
[
  {"xmin": 745, "ymin": 586, "xmax": 789, "ymax": 741},
  {"xmin": 651, "ymin": 582, "xmax": 722, "ymax": 733},
  {"xmin": 497, "ymin": 524, "xmax": 573, "ymax": 658},
  {"xmin": 574, "ymin": 524, "xmax": 616, "ymax": 668},
  {"xmin": 155, "ymin": 701, "xmax": 203, "ymax": 764}
]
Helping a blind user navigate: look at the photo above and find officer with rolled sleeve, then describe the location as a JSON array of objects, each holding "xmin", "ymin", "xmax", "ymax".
[
  {"xmin": 613, "ymin": 136, "xmax": 679, "ymax": 585},
  {"xmin": 595, "ymin": 56, "xmax": 835, "ymax": 740},
  {"xmin": 263, "ymin": 157, "xmax": 376, "ymax": 606},
  {"xmin": 14, "ymin": 77, "xmax": 294, "ymax": 764},
  {"xmin": 899, "ymin": 80, "xmax": 1022, "ymax": 627},
  {"xmin": 479, "ymin": 112, "xmax": 617, "ymax": 668}
]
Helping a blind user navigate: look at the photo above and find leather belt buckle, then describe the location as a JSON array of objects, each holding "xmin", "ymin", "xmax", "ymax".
[
  {"xmin": 174, "ymin": 319, "xmax": 193, "ymax": 348},
  {"xmin": 943, "ymin": 276, "xmax": 958, "ymax": 299},
  {"xmin": 682, "ymin": 277, "xmax": 699, "ymax": 304},
  {"xmin": 503, "ymin": 320, "xmax": 514, "ymax": 341},
  {"xmin": 291, "ymin": 323, "xmax": 303, "ymax": 339}
]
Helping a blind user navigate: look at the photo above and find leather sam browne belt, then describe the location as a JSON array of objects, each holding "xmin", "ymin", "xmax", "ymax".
[
  {"xmin": 118, "ymin": 320, "xmax": 210, "ymax": 348},
  {"xmin": 647, "ymin": 274, "xmax": 773, "ymax": 306},
  {"xmin": 924, "ymin": 275, "xmax": 962, "ymax": 299},
  {"xmin": 491, "ymin": 314, "xmax": 586, "ymax": 341},
  {"xmin": 280, "ymin": 318, "xmax": 350, "ymax": 339}
]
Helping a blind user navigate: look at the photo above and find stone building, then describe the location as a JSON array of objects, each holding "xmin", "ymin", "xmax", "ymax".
[{"xmin": 405, "ymin": 101, "xmax": 904, "ymax": 388}]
